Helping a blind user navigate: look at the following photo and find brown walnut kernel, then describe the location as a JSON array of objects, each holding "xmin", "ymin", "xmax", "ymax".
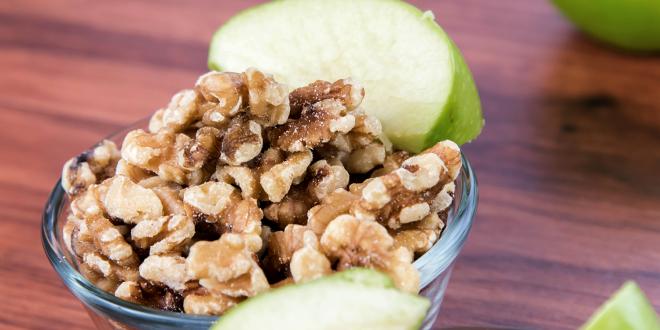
[
  {"xmin": 320, "ymin": 215, "xmax": 419, "ymax": 293},
  {"xmin": 220, "ymin": 114, "xmax": 263, "ymax": 166},
  {"xmin": 242, "ymin": 68, "xmax": 290, "ymax": 127},
  {"xmin": 268, "ymin": 99, "xmax": 355, "ymax": 152},
  {"xmin": 148, "ymin": 89, "xmax": 200, "ymax": 133},
  {"xmin": 288, "ymin": 78, "xmax": 364, "ymax": 117},
  {"xmin": 130, "ymin": 215, "xmax": 195, "ymax": 255},
  {"xmin": 62, "ymin": 140, "xmax": 120, "ymax": 195},
  {"xmin": 186, "ymin": 233, "xmax": 269, "ymax": 298}
]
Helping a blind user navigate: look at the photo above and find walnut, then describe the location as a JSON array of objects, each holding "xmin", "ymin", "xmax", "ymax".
[
  {"xmin": 86, "ymin": 215, "xmax": 139, "ymax": 267},
  {"xmin": 182, "ymin": 182, "xmax": 262, "ymax": 236},
  {"xmin": 431, "ymin": 182, "xmax": 455, "ymax": 213},
  {"xmin": 177, "ymin": 126, "xmax": 221, "ymax": 171},
  {"xmin": 75, "ymin": 214, "xmax": 140, "ymax": 292},
  {"xmin": 263, "ymin": 185, "xmax": 315, "ymax": 229},
  {"xmin": 317, "ymin": 112, "xmax": 386, "ymax": 174},
  {"xmin": 115, "ymin": 279, "xmax": 185, "ymax": 312},
  {"xmin": 371, "ymin": 151, "xmax": 411, "ymax": 177},
  {"xmin": 114, "ymin": 280, "xmax": 143, "ymax": 304},
  {"xmin": 289, "ymin": 78, "xmax": 364, "ymax": 117},
  {"xmin": 319, "ymin": 215, "xmax": 419, "ymax": 292},
  {"xmin": 139, "ymin": 255, "xmax": 190, "ymax": 291},
  {"xmin": 260, "ymin": 150, "xmax": 313, "ymax": 202},
  {"xmin": 102, "ymin": 176, "xmax": 163, "ymax": 224},
  {"xmin": 422, "ymin": 140, "xmax": 462, "ymax": 181},
  {"xmin": 289, "ymin": 232, "xmax": 331, "ymax": 283},
  {"xmin": 70, "ymin": 184, "xmax": 104, "ymax": 220},
  {"xmin": 307, "ymin": 189, "xmax": 360, "ymax": 236},
  {"xmin": 195, "ymin": 71, "xmax": 246, "ymax": 126},
  {"xmin": 131, "ymin": 215, "xmax": 195, "ymax": 255},
  {"xmin": 115, "ymin": 159, "xmax": 152, "ymax": 183},
  {"xmin": 393, "ymin": 213, "xmax": 445, "ymax": 255},
  {"xmin": 148, "ymin": 89, "xmax": 200, "ymax": 133},
  {"xmin": 351, "ymin": 143, "xmax": 458, "ymax": 229},
  {"xmin": 183, "ymin": 181, "xmax": 238, "ymax": 217},
  {"xmin": 183, "ymin": 291, "xmax": 242, "ymax": 315},
  {"xmin": 243, "ymin": 68, "xmax": 290, "ymax": 127},
  {"xmin": 212, "ymin": 165, "xmax": 259, "ymax": 199},
  {"xmin": 307, "ymin": 160, "xmax": 350, "ymax": 201},
  {"xmin": 80, "ymin": 252, "xmax": 138, "ymax": 292},
  {"xmin": 220, "ymin": 115, "xmax": 263, "ymax": 166},
  {"xmin": 121, "ymin": 129, "xmax": 206, "ymax": 185},
  {"xmin": 152, "ymin": 184, "xmax": 187, "ymax": 216},
  {"xmin": 62, "ymin": 140, "xmax": 120, "ymax": 195},
  {"xmin": 262, "ymin": 225, "xmax": 317, "ymax": 281},
  {"xmin": 268, "ymin": 99, "xmax": 355, "ymax": 152},
  {"xmin": 186, "ymin": 233, "xmax": 269, "ymax": 298},
  {"xmin": 343, "ymin": 142, "xmax": 386, "ymax": 174}
]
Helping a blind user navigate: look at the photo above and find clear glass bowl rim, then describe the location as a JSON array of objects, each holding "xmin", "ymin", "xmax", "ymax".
[{"xmin": 42, "ymin": 122, "xmax": 478, "ymax": 327}]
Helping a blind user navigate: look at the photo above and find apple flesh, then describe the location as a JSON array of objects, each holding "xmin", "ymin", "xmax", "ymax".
[{"xmin": 208, "ymin": 0, "xmax": 483, "ymax": 152}]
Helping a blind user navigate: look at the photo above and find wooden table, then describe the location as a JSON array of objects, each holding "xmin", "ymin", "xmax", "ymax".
[{"xmin": 2, "ymin": 1, "xmax": 659, "ymax": 329}]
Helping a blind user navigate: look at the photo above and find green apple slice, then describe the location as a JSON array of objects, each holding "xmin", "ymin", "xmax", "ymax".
[
  {"xmin": 211, "ymin": 269, "xmax": 429, "ymax": 330},
  {"xmin": 552, "ymin": 0, "xmax": 660, "ymax": 51},
  {"xmin": 581, "ymin": 281, "xmax": 660, "ymax": 330},
  {"xmin": 208, "ymin": 0, "xmax": 483, "ymax": 152},
  {"xmin": 330, "ymin": 267, "xmax": 395, "ymax": 288}
]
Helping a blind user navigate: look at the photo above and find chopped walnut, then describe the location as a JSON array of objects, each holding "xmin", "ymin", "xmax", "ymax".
[
  {"xmin": 268, "ymin": 99, "xmax": 355, "ymax": 152},
  {"xmin": 351, "ymin": 144, "xmax": 456, "ymax": 229},
  {"xmin": 260, "ymin": 150, "xmax": 313, "ymax": 202},
  {"xmin": 86, "ymin": 215, "xmax": 139, "ymax": 267},
  {"xmin": 263, "ymin": 185, "xmax": 315, "ymax": 229},
  {"xmin": 183, "ymin": 181, "xmax": 238, "ymax": 217},
  {"xmin": 212, "ymin": 165, "xmax": 260, "ymax": 199},
  {"xmin": 139, "ymin": 255, "xmax": 189, "ymax": 291},
  {"xmin": 307, "ymin": 160, "xmax": 350, "ymax": 201},
  {"xmin": 103, "ymin": 176, "xmax": 163, "ymax": 224},
  {"xmin": 195, "ymin": 72, "xmax": 246, "ymax": 126},
  {"xmin": 186, "ymin": 233, "xmax": 269, "ymax": 298},
  {"xmin": 431, "ymin": 182, "xmax": 455, "ymax": 213},
  {"xmin": 62, "ymin": 140, "xmax": 120, "ymax": 195},
  {"xmin": 177, "ymin": 126, "xmax": 221, "ymax": 171},
  {"xmin": 320, "ymin": 215, "xmax": 419, "ymax": 292},
  {"xmin": 148, "ymin": 89, "xmax": 200, "ymax": 133},
  {"xmin": 344, "ymin": 142, "xmax": 386, "ymax": 174},
  {"xmin": 371, "ymin": 151, "xmax": 411, "ymax": 177},
  {"xmin": 307, "ymin": 189, "xmax": 360, "ymax": 236},
  {"xmin": 183, "ymin": 182, "xmax": 262, "ymax": 236},
  {"xmin": 220, "ymin": 114, "xmax": 263, "ymax": 165},
  {"xmin": 393, "ymin": 213, "xmax": 445, "ymax": 255},
  {"xmin": 121, "ymin": 129, "xmax": 207, "ymax": 185},
  {"xmin": 289, "ymin": 78, "xmax": 364, "ymax": 117},
  {"xmin": 115, "ymin": 280, "xmax": 144, "ymax": 304},
  {"xmin": 262, "ymin": 225, "xmax": 317, "ymax": 281},
  {"xmin": 289, "ymin": 232, "xmax": 331, "ymax": 283},
  {"xmin": 422, "ymin": 140, "xmax": 462, "ymax": 181},
  {"xmin": 140, "ymin": 179, "xmax": 187, "ymax": 216},
  {"xmin": 115, "ymin": 159, "xmax": 152, "ymax": 183},
  {"xmin": 243, "ymin": 68, "xmax": 290, "ymax": 127},
  {"xmin": 131, "ymin": 215, "xmax": 195, "ymax": 255},
  {"xmin": 184, "ymin": 291, "xmax": 242, "ymax": 315}
]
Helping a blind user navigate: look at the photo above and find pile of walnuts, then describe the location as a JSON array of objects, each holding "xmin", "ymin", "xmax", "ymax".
[{"xmin": 61, "ymin": 69, "xmax": 461, "ymax": 315}]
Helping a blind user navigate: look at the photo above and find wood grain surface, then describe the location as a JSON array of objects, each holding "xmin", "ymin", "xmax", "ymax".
[{"xmin": 1, "ymin": 1, "xmax": 659, "ymax": 329}]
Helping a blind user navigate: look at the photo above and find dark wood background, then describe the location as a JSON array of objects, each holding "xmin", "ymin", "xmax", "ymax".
[{"xmin": 1, "ymin": 0, "xmax": 659, "ymax": 329}]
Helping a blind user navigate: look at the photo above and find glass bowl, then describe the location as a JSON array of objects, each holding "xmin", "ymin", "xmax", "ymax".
[{"xmin": 42, "ymin": 119, "xmax": 478, "ymax": 330}]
